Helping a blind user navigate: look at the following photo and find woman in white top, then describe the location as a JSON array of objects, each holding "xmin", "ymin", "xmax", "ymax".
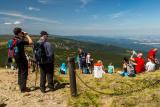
[{"xmin": 145, "ymin": 58, "xmax": 156, "ymax": 72}]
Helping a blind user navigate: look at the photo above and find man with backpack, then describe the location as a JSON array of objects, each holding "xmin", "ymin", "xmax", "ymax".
[
  {"xmin": 34, "ymin": 31, "xmax": 54, "ymax": 93},
  {"xmin": 12, "ymin": 27, "xmax": 33, "ymax": 93}
]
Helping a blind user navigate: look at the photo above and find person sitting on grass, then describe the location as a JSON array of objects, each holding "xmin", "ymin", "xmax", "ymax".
[
  {"xmin": 119, "ymin": 57, "xmax": 136, "ymax": 77},
  {"xmin": 108, "ymin": 63, "xmax": 115, "ymax": 74},
  {"xmin": 130, "ymin": 53, "xmax": 145, "ymax": 74},
  {"xmin": 93, "ymin": 60, "xmax": 105, "ymax": 78},
  {"xmin": 59, "ymin": 63, "xmax": 67, "ymax": 74},
  {"xmin": 145, "ymin": 58, "xmax": 156, "ymax": 72}
]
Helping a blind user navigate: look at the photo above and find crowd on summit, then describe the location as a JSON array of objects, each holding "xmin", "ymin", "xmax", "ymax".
[{"xmin": 6, "ymin": 27, "xmax": 159, "ymax": 93}]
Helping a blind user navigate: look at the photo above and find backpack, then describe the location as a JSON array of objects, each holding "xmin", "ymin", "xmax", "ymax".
[
  {"xmin": 7, "ymin": 38, "xmax": 18, "ymax": 58},
  {"xmin": 127, "ymin": 63, "xmax": 136, "ymax": 77},
  {"xmin": 33, "ymin": 42, "xmax": 47, "ymax": 64}
]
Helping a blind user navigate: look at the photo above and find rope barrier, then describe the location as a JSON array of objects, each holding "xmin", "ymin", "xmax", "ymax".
[{"xmin": 75, "ymin": 72, "xmax": 160, "ymax": 96}]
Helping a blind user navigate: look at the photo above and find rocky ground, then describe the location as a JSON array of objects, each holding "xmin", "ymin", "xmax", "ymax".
[
  {"xmin": 0, "ymin": 69, "xmax": 70, "ymax": 107},
  {"xmin": 1, "ymin": 68, "xmax": 160, "ymax": 107}
]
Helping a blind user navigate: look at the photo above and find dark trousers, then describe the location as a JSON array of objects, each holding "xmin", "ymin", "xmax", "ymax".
[
  {"xmin": 39, "ymin": 63, "xmax": 54, "ymax": 90},
  {"xmin": 16, "ymin": 59, "xmax": 28, "ymax": 91}
]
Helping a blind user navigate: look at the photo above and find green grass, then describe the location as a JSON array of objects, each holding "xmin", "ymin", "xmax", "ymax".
[{"xmin": 66, "ymin": 71, "xmax": 160, "ymax": 107}]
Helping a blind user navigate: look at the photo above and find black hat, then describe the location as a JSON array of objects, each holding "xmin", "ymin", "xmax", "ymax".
[{"xmin": 40, "ymin": 31, "xmax": 48, "ymax": 36}]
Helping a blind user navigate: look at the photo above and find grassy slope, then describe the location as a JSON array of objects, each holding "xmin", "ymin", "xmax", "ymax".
[
  {"xmin": 68, "ymin": 70, "xmax": 160, "ymax": 107},
  {"xmin": 0, "ymin": 35, "xmax": 128, "ymax": 68}
]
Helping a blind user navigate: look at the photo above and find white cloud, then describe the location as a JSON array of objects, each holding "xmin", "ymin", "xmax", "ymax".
[
  {"xmin": 0, "ymin": 11, "xmax": 61, "ymax": 24},
  {"xmin": 4, "ymin": 21, "xmax": 21, "ymax": 25},
  {"xmin": 110, "ymin": 11, "xmax": 128, "ymax": 19},
  {"xmin": 14, "ymin": 21, "xmax": 21, "ymax": 25},
  {"xmin": 28, "ymin": 6, "xmax": 40, "ymax": 11},
  {"xmin": 4, "ymin": 22, "xmax": 12, "ymax": 25},
  {"xmin": 110, "ymin": 12, "xmax": 124, "ymax": 19},
  {"xmin": 80, "ymin": 0, "xmax": 92, "ymax": 8},
  {"xmin": 38, "ymin": 0, "xmax": 49, "ymax": 4}
]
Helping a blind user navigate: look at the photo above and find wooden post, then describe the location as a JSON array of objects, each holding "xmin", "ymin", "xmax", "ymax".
[{"xmin": 67, "ymin": 57, "xmax": 77, "ymax": 97}]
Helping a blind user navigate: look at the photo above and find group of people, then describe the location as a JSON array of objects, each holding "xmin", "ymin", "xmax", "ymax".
[
  {"xmin": 7, "ymin": 27, "xmax": 54, "ymax": 93},
  {"xmin": 77, "ymin": 48, "xmax": 94, "ymax": 74},
  {"xmin": 92, "ymin": 48, "xmax": 159, "ymax": 78},
  {"xmin": 120, "ymin": 48, "xmax": 158, "ymax": 77},
  {"xmin": 7, "ymin": 27, "xmax": 159, "ymax": 93}
]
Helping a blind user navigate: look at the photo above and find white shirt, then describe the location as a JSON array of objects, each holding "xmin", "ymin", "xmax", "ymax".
[
  {"xmin": 86, "ymin": 54, "xmax": 91, "ymax": 64},
  {"xmin": 145, "ymin": 61, "xmax": 155, "ymax": 72},
  {"xmin": 93, "ymin": 65, "xmax": 105, "ymax": 78}
]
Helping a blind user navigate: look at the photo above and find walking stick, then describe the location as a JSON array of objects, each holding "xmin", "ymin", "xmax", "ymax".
[{"xmin": 35, "ymin": 63, "xmax": 39, "ymax": 87}]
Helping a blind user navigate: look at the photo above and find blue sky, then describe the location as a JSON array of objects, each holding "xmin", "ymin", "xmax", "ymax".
[{"xmin": 0, "ymin": 0, "xmax": 160, "ymax": 36}]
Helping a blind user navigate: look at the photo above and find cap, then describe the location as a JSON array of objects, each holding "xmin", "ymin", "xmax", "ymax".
[{"xmin": 40, "ymin": 31, "xmax": 48, "ymax": 36}]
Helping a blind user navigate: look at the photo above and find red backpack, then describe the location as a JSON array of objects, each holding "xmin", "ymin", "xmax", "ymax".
[{"xmin": 7, "ymin": 38, "xmax": 18, "ymax": 58}]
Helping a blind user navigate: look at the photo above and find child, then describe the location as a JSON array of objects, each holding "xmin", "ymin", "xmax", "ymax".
[
  {"xmin": 59, "ymin": 63, "xmax": 67, "ymax": 74},
  {"xmin": 93, "ymin": 60, "xmax": 105, "ymax": 78},
  {"xmin": 108, "ymin": 63, "xmax": 114, "ymax": 74}
]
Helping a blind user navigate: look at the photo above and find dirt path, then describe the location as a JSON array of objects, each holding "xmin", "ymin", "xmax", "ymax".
[{"xmin": 0, "ymin": 69, "xmax": 70, "ymax": 107}]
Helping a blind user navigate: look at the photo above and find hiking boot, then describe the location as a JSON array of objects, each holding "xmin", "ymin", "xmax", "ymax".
[
  {"xmin": 48, "ymin": 85, "xmax": 55, "ymax": 91},
  {"xmin": 21, "ymin": 87, "xmax": 31, "ymax": 93},
  {"xmin": 40, "ymin": 88, "xmax": 46, "ymax": 93}
]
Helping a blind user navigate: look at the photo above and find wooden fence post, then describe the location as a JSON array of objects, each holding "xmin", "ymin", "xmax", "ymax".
[{"xmin": 67, "ymin": 57, "xmax": 77, "ymax": 97}]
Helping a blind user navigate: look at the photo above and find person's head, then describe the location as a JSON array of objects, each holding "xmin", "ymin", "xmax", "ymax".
[
  {"xmin": 40, "ymin": 31, "xmax": 48, "ymax": 41},
  {"xmin": 123, "ymin": 57, "xmax": 129, "ymax": 63},
  {"xmin": 78, "ymin": 48, "xmax": 83, "ymax": 53},
  {"xmin": 148, "ymin": 58, "xmax": 154, "ymax": 63},
  {"xmin": 109, "ymin": 62, "xmax": 113, "ymax": 66},
  {"xmin": 87, "ymin": 52, "xmax": 91, "ymax": 56},
  {"xmin": 137, "ymin": 53, "xmax": 143, "ymax": 58},
  {"xmin": 97, "ymin": 60, "xmax": 103, "ymax": 64},
  {"xmin": 13, "ymin": 27, "xmax": 24, "ymax": 38},
  {"xmin": 154, "ymin": 48, "xmax": 158, "ymax": 52},
  {"xmin": 148, "ymin": 58, "xmax": 151, "ymax": 62}
]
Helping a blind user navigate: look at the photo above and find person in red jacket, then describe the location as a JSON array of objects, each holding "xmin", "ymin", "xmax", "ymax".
[
  {"xmin": 147, "ymin": 48, "xmax": 158, "ymax": 63},
  {"xmin": 130, "ymin": 53, "xmax": 145, "ymax": 74}
]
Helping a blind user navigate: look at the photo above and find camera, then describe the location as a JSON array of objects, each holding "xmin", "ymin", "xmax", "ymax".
[{"xmin": 22, "ymin": 32, "xmax": 25, "ymax": 35}]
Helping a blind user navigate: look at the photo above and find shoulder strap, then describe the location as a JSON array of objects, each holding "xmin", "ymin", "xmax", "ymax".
[{"xmin": 11, "ymin": 37, "xmax": 19, "ymax": 47}]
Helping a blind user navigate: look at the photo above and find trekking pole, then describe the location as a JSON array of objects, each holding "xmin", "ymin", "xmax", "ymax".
[
  {"xmin": 35, "ymin": 63, "xmax": 39, "ymax": 87},
  {"xmin": 67, "ymin": 57, "xmax": 77, "ymax": 97},
  {"xmin": 29, "ymin": 57, "xmax": 39, "ymax": 87}
]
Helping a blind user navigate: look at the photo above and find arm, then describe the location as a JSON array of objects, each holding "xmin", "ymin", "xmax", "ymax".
[
  {"xmin": 26, "ymin": 35, "xmax": 33, "ymax": 45},
  {"xmin": 130, "ymin": 56, "xmax": 135, "ymax": 61},
  {"xmin": 113, "ymin": 66, "xmax": 115, "ymax": 73},
  {"xmin": 145, "ymin": 63, "xmax": 148, "ymax": 71}
]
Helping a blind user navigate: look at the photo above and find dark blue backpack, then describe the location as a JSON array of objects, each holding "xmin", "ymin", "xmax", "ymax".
[{"xmin": 33, "ymin": 42, "xmax": 47, "ymax": 64}]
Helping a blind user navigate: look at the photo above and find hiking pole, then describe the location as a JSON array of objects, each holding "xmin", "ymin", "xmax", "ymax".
[
  {"xmin": 34, "ymin": 63, "xmax": 39, "ymax": 87},
  {"xmin": 29, "ymin": 56, "xmax": 39, "ymax": 87},
  {"xmin": 67, "ymin": 57, "xmax": 77, "ymax": 97}
]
